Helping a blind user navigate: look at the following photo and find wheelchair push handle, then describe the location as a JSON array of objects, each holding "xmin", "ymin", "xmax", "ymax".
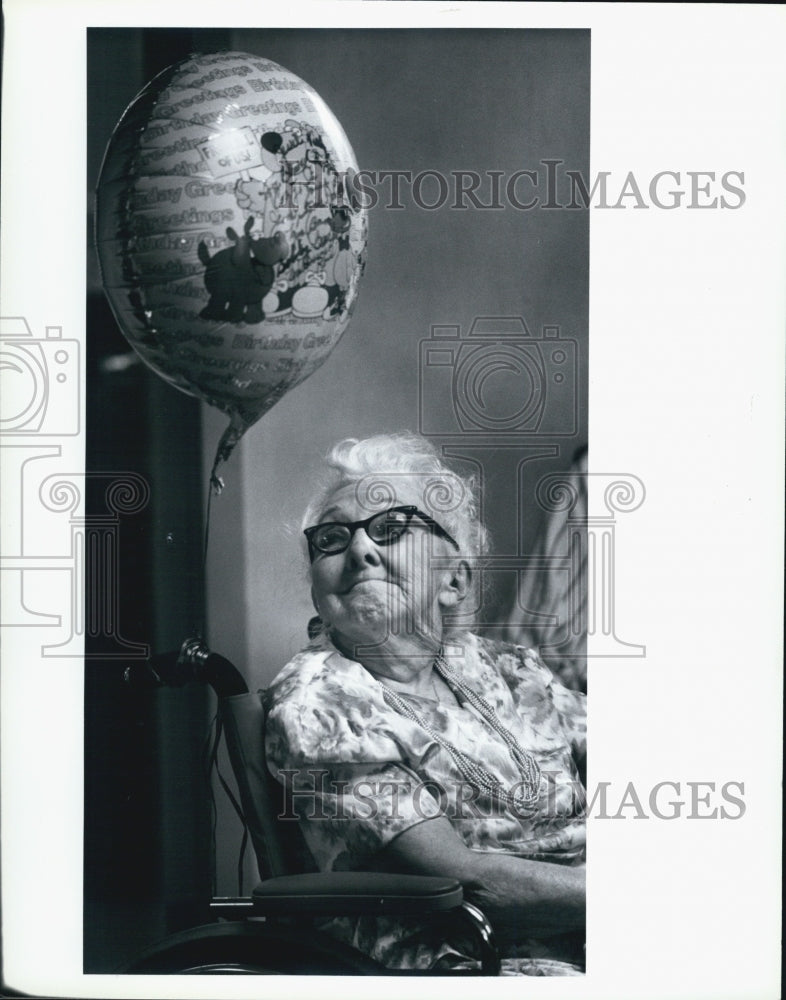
[{"xmin": 124, "ymin": 637, "xmax": 248, "ymax": 697}]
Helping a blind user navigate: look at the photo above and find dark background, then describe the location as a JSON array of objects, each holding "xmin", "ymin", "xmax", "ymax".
[{"xmin": 85, "ymin": 27, "xmax": 589, "ymax": 970}]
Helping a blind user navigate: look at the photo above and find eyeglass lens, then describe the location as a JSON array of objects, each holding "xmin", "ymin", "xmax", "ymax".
[{"xmin": 312, "ymin": 508, "xmax": 413, "ymax": 554}]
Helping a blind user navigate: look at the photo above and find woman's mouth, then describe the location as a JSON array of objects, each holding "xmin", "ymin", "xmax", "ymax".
[{"xmin": 342, "ymin": 576, "xmax": 388, "ymax": 594}]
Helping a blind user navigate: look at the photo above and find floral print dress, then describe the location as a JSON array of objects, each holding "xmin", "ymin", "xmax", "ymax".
[{"xmin": 265, "ymin": 632, "xmax": 586, "ymax": 975}]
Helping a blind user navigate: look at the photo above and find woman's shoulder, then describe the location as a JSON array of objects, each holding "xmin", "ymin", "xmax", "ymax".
[
  {"xmin": 465, "ymin": 632, "xmax": 553, "ymax": 686},
  {"xmin": 266, "ymin": 637, "xmax": 397, "ymax": 739},
  {"xmin": 264, "ymin": 640, "xmax": 397, "ymax": 766},
  {"xmin": 267, "ymin": 637, "xmax": 372, "ymax": 706},
  {"xmin": 465, "ymin": 633, "xmax": 586, "ymax": 736},
  {"xmin": 266, "ymin": 639, "xmax": 332, "ymax": 695}
]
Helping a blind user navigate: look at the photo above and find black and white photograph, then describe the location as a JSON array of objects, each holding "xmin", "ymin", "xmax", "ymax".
[
  {"xmin": 84, "ymin": 24, "xmax": 590, "ymax": 977},
  {"xmin": 1, "ymin": 4, "xmax": 783, "ymax": 998}
]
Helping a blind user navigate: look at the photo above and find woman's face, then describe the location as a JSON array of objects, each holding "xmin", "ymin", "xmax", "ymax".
[{"xmin": 308, "ymin": 481, "xmax": 460, "ymax": 657}]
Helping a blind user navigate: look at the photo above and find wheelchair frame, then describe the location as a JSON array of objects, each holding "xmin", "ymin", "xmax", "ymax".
[{"xmin": 121, "ymin": 642, "xmax": 501, "ymax": 975}]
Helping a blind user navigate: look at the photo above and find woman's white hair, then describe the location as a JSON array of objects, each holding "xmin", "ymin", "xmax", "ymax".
[{"xmin": 301, "ymin": 432, "xmax": 489, "ymax": 562}]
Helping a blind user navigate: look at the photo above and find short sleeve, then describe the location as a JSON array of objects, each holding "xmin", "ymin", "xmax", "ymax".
[{"xmin": 265, "ymin": 681, "xmax": 442, "ymax": 872}]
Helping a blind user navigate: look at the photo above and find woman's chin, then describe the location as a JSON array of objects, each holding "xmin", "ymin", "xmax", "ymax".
[{"xmin": 331, "ymin": 589, "xmax": 402, "ymax": 647}]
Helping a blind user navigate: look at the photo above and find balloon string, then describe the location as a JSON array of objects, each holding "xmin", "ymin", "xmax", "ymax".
[
  {"xmin": 209, "ymin": 417, "xmax": 245, "ymax": 496},
  {"xmin": 196, "ymin": 474, "xmax": 214, "ymax": 641},
  {"xmin": 199, "ymin": 417, "xmax": 245, "ymax": 638},
  {"xmin": 203, "ymin": 473, "xmax": 215, "ymax": 585},
  {"xmin": 199, "ymin": 421, "xmax": 237, "ymax": 638},
  {"xmin": 209, "ymin": 449, "xmax": 226, "ymax": 497},
  {"xmin": 197, "ymin": 467, "xmax": 223, "ymax": 640}
]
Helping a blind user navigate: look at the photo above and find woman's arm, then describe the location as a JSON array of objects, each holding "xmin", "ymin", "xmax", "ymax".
[{"xmin": 381, "ymin": 815, "xmax": 585, "ymax": 944}]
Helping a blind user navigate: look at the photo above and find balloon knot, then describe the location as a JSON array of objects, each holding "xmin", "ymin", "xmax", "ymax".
[{"xmin": 210, "ymin": 473, "xmax": 225, "ymax": 496}]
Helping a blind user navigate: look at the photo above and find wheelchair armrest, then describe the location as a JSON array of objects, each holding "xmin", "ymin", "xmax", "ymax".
[
  {"xmin": 251, "ymin": 874, "xmax": 501, "ymax": 974},
  {"xmin": 252, "ymin": 871, "xmax": 463, "ymax": 917}
]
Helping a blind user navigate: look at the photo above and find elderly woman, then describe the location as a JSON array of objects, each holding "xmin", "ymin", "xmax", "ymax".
[{"xmin": 265, "ymin": 433, "xmax": 586, "ymax": 975}]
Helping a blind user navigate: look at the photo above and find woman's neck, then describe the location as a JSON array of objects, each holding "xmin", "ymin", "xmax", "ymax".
[{"xmin": 330, "ymin": 627, "xmax": 441, "ymax": 696}]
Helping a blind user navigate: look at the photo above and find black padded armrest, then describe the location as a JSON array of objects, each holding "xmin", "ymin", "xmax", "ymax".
[{"xmin": 252, "ymin": 871, "xmax": 463, "ymax": 916}]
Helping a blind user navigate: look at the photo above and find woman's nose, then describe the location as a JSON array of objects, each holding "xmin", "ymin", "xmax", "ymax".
[{"xmin": 345, "ymin": 525, "xmax": 382, "ymax": 566}]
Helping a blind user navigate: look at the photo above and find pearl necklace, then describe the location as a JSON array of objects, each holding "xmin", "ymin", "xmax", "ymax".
[{"xmin": 379, "ymin": 651, "xmax": 542, "ymax": 813}]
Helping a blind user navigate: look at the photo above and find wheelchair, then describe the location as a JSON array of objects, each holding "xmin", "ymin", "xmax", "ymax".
[{"xmin": 121, "ymin": 639, "xmax": 501, "ymax": 976}]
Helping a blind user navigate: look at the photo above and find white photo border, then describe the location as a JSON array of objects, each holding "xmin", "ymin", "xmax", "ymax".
[{"xmin": 1, "ymin": 2, "xmax": 783, "ymax": 998}]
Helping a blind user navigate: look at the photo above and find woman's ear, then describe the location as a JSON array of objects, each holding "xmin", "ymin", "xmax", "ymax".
[{"xmin": 437, "ymin": 560, "xmax": 471, "ymax": 609}]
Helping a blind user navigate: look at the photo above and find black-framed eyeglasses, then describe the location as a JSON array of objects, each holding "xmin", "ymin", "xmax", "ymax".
[{"xmin": 304, "ymin": 504, "xmax": 460, "ymax": 559}]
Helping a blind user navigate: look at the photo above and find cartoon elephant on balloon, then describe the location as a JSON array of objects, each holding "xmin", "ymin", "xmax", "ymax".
[{"xmin": 197, "ymin": 216, "xmax": 289, "ymax": 324}]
